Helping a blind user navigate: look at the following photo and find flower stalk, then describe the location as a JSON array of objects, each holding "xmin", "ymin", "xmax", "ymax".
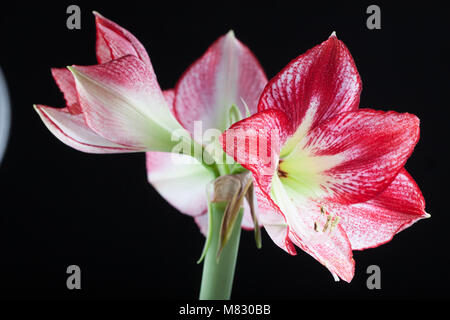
[{"xmin": 199, "ymin": 202, "xmax": 243, "ymax": 300}]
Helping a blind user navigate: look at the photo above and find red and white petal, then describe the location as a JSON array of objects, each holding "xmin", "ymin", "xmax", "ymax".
[
  {"xmin": 259, "ymin": 34, "xmax": 362, "ymax": 155},
  {"xmin": 253, "ymin": 181, "xmax": 297, "ymax": 255},
  {"xmin": 34, "ymin": 104, "xmax": 139, "ymax": 153},
  {"xmin": 327, "ymin": 169, "xmax": 428, "ymax": 250},
  {"xmin": 174, "ymin": 31, "xmax": 267, "ymax": 136},
  {"xmin": 51, "ymin": 68, "xmax": 81, "ymax": 114},
  {"xmin": 221, "ymin": 109, "xmax": 293, "ymax": 192},
  {"xmin": 70, "ymin": 55, "xmax": 182, "ymax": 152},
  {"xmin": 280, "ymin": 109, "xmax": 420, "ymax": 205},
  {"xmin": 94, "ymin": 12, "xmax": 152, "ymax": 68},
  {"xmin": 146, "ymin": 151, "xmax": 215, "ymax": 217},
  {"xmin": 271, "ymin": 175, "xmax": 355, "ymax": 282}
]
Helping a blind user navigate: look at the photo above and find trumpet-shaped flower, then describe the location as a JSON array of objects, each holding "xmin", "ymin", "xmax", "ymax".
[
  {"xmin": 221, "ymin": 34, "xmax": 428, "ymax": 282},
  {"xmin": 34, "ymin": 13, "xmax": 183, "ymax": 153}
]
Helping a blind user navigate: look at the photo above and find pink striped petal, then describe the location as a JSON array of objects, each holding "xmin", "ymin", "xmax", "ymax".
[
  {"xmin": 327, "ymin": 169, "xmax": 428, "ymax": 250},
  {"xmin": 253, "ymin": 181, "xmax": 296, "ymax": 254},
  {"xmin": 280, "ymin": 109, "xmax": 420, "ymax": 205},
  {"xmin": 70, "ymin": 55, "xmax": 182, "ymax": 152},
  {"xmin": 174, "ymin": 31, "xmax": 267, "ymax": 136},
  {"xmin": 259, "ymin": 34, "xmax": 362, "ymax": 155},
  {"xmin": 221, "ymin": 109, "xmax": 293, "ymax": 189},
  {"xmin": 271, "ymin": 175, "xmax": 355, "ymax": 282},
  {"xmin": 146, "ymin": 151, "xmax": 214, "ymax": 217},
  {"xmin": 34, "ymin": 104, "xmax": 139, "ymax": 153},
  {"xmin": 51, "ymin": 68, "xmax": 82, "ymax": 114},
  {"xmin": 94, "ymin": 12, "xmax": 152, "ymax": 68}
]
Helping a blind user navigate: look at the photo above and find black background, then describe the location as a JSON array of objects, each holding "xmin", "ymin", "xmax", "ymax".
[{"xmin": 0, "ymin": 1, "xmax": 448, "ymax": 301}]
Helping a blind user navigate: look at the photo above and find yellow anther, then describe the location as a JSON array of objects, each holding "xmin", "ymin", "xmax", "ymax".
[
  {"xmin": 315, "ymin": 206, "xmax": 340, "ymax": 234},
  {"xmin": 328, "ymin": 216, "xmax": 341, "ymax": 234},
  {"xmin": 322, "ymin": 215, "xmax": 332, "ymax": 233}
]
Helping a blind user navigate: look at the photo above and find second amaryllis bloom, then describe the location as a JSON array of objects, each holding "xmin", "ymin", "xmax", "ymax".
[
  {"xmin": 146, "ymin": 28, "xmax": 268, "ymax": 235},
  {"xmin": 221, "ymin": 33, "xmax": 428, "ymax": 282}
]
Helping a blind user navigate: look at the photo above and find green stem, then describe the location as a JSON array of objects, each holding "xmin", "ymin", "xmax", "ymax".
[{"xmin": 199, "ymin": 202, "xmax": 243, "ymax": 300}]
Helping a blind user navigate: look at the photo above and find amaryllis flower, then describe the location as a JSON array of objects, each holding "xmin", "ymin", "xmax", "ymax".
[
  {"xmin": 34, "ymin": 13, "xmax": 184, "ymax": 154},
  {"xmin": 221, "ymin": 33, "xmax": 429, "ymax": 282},
  {"xmin": 34, "ymin": 13, "xmax": 267, "ymax": 234}
]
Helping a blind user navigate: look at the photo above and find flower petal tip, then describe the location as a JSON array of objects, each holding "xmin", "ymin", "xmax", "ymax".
[
  {"xmin": 66, "ymin": 66, "xmax": 80, "ymax": 80},
  {"xmin": 33, "ymin": 104, "xmax": 42, "ymax": 115},
  {"xmin": 332, "ymin": 273, "xmax": 340, "ymax": 282},
  {"xmin": 66, "ymin": 65, "xmax": 82, "ymax": 80},
  {"xmin": 226, "ymin": 30, "xmax": 236, "ymax": 39},
  {"xmin": 329, "ymin": 31, "xmax": 337, "ymax": 38},
  {"xmin": 93, "ymin": 11, "xmax": 107, "ymax": 22},
  {"xmin": 33, "ymin": 104, "xmax": 49, "ymax": 116},
  {"xmin": 33, "ymin": 104, "xmax": 49, "ymax": 119}
]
